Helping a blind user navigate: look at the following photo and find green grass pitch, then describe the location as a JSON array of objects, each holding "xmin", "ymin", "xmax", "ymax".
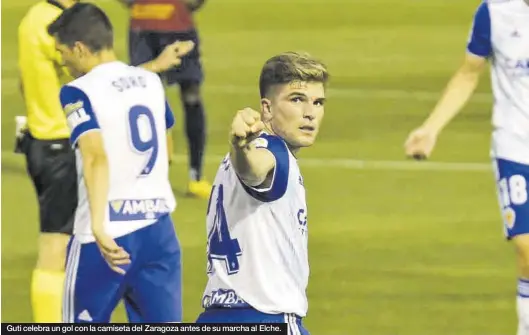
[{"xmin": 1, "ymin": 0, "xmax": 516, "ymax": 333}]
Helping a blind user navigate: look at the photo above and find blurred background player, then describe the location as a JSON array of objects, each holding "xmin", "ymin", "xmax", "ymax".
[
  {"xmin": 195, "ymin": 52, "xmax": 328, "ymax": 334},
  {"xmin": 123, "ymin": 0, "xmax": 212, "ymax": 199},
  {"xmin": 404, "ymin": 0, "xmax": 529, "ymax": 333},
  {"xmin": 17, "ymin": 0, "xmax": 193, "ymax": 323},
  {"xmin": 49, "ymin": 3, "xmax": 183, "ymax": 323}
]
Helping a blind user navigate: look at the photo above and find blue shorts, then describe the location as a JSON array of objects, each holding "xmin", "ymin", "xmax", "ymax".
[
  {"xmin": 494, "ymin": 158, "xmax": 529, "ymax": 239},
  {"xmin": 195, "ymin": 308, "xmax": 310, "ymax": 335},
  {"xmin": 62, "ymin": 215, "xmax": 182, "ymax": 323},
  {"xmin": 128, "ymin": 29, "xmax": 203, "ymax": 86}
]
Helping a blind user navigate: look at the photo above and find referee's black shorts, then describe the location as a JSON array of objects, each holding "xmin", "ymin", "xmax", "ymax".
[
  {"xmin": 22, "ymin": 134, "xmax": 77, "ymax": 235},
  {"xmin": 128, "ymin": 29, "xmax": 204, "ymax": 86}
]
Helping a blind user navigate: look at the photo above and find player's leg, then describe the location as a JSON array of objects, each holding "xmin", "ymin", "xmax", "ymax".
[
  {"xmin": 514, "ymin": 235, "xmax": 529, "ymax": 335},
  {"xmin": 127, "ymin": 215, "xmax": 182, "ymax": 322},
  {"xmin": 123, "ymin": 289, "xmax": 144, "ymax": 323},
  {"xmin": 63, "ymin": 237, "xmax": 131, "ymax": 323},
  {"xmin": 178, "ymin": 79, "xmax": 210, "ymax": 198},
  {"xmin": 160, "ymin": 30, "xmax": 211, "ymax": 199},
  {"xmin": 24, "ymin": 137, "xmax": 77, "ymax": 323},
  {"xmin": 493, "ymin": 158, "xmax": 529, "ymax": 335}
]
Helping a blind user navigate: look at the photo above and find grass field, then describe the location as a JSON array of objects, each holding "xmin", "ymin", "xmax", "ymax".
[{"xmin": 0, "ymin": 0, "xmax": 517, "ymax": 334}]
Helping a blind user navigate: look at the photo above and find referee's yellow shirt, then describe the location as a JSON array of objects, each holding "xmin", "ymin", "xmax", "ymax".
[{"xmin": 18, "ymin": 0, "xmax": 73, "ymax": 140}]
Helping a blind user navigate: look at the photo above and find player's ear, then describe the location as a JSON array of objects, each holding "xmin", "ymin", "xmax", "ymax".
[
  {"xmin": 73, "ymin": 41, "xmax": 87, "ymax": 58},
  {"xmin": 260, "ymin": 98, "xmax": 272, "ymax": 122}
]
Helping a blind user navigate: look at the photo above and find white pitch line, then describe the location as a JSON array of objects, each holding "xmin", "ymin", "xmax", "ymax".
[
  {"xmin": 0, "ymin": 78, "xmax": 492, "ymax": 103},
  {"xmin": 178, "ymin": 154, "xmax": 492, "ymax": 172},
  {"xmin": 1, "ymin": 151, "xmax": 492, "ymax": 172},
  {"xmin": 297, "ymin": 158, "xmax": 492, "ymax": 172}
]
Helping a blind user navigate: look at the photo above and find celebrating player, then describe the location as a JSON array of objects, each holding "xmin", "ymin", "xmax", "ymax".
[
  {"xmin": 17, "ymin": 0, "xmax": 192, "ymax": 323},
  {"xmin": 404, "ymin": 1, "xmax": 529, "ymax": 333},
  {"xmin": 48, "ymin": 3, "xmax": 182, "ymax": 323},
  {"xmin": 195, "ymin": 52, "xmax": 329, "ymax": 335}
]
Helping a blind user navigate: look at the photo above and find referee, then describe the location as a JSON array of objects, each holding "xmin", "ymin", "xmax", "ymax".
[{"xmin": 17, "ymin": 0, "xmax": 193, "ymax": 322}]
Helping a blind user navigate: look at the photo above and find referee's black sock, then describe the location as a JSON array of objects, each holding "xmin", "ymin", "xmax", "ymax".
[{"xmin": 181, "ymin": 84, "xmax": 206, "ymax": 181}]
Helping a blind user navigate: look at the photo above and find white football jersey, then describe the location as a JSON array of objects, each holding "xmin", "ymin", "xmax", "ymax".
[
  {"xmin": 59, "ymin": 61, "xmax": 176, "ymax": 244},
  {"xmin": 467, "ymin": 0, "xmax": 529, "ymax": 164},
  {"xmin": 201, "ymin": 134, "xmax": 309, "ymax": 317}
]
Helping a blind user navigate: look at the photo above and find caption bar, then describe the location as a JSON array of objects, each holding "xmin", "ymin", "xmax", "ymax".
[{"xmin": 2, "ymin": 323, "xmax": 288, "ymax": 334}]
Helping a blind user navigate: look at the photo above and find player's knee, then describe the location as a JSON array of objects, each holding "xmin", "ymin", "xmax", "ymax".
[
  {"xmin": 180, "ymin": 82, "xmax": 201, "ymax": 105},
  {"xmin": 36, "ymin": 233, "xmax": 70, "ymax": 271}
]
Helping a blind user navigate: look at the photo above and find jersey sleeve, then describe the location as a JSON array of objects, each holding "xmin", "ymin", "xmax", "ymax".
[
  {"xmin": 59, "ymin": 85, "xmax": 101, "ymax": 148},
  {"xmin": 237, "ymin": 134, "xmax": 290, "ymax": 202},
  {"xmin": 165, "ymin": 100, "xmax": 175, "ymax": 129},
  {"xmin": 466, "ymin": 1, "xmax": 492, "ymax": 58}
]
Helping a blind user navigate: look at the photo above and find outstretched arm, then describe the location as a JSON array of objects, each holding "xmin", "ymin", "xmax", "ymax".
[
  {"xmin": 404, "ymin": 2, "xmax": 490, "ymax": 159},
  {"xmin": 229, "ymin": 108, "xmax": 273, "ymax": 187},
  {"xmin": 139, "ymin": 40, "xmax": 195, "ymax": 73}
]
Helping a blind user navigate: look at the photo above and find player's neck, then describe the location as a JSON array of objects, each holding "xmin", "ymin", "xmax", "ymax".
[
  {"xmin": 264, "ymin": 123, "xmax": 300, "ymax": 156},
  {"xmin": 288, "ymin": 145, "xmax": 300, "ymax": 157},
  {"xmin": 85, "ymin": 49, "xmax": 119, "ymax": 73}
]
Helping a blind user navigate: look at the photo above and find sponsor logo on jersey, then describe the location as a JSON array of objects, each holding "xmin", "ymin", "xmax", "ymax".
[
  {"xmin": 509, "ymin": 59, "xmax": 529, "ymax": 70},
  {"xmin": 504, "ymin": 58, "xmax": 529, "ymax": 77},
  {"xmin": 108, "ymin": 198, "xmax": 170, "ymax": 221},
  {"xmin": 297, "ymin": 208, "xmax": 308, "ymax": 235},
  {"xmin": 202, "ymin": 289, "xmax": 248, "ymax": 309}
]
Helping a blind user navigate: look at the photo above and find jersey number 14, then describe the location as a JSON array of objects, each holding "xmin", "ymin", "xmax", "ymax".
[{"xmin": 206, "ymin": 184, "xmax": 242, "ymax": 275}]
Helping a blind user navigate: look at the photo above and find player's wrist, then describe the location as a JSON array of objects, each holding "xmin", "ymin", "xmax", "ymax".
[
  {"xmin": 229, "ymin": 132, "xmax": 243, "ymax": 147},
  {"xmin": 421, "ymin": 122, "xmax": 442, "ymax": 136},
  {"xmin": 150, "ymin": 60, "xmax": 160, "ymax": 73},
  {"xmin": 91, "ymin": 224, "xmax": 105, "ymax": 235},
  {"xmin": 230, "ymin": 137, "xmax": 251, "ymax": 152}
]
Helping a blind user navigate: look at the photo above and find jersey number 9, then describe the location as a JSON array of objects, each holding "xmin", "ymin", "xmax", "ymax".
[{"xmin": 128, "ymin": 105, "xmax": 159, "ymax": 176}]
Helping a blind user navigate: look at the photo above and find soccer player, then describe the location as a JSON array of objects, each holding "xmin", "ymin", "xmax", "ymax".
[
  {"xmin": 48, "ymin": 3, "xmax": 182, "ymax": 323},
  {"xmin": 17, "ymin": 0, "xmax": 192, "ymax": 323},
  {"xmin": 404, "ymin": 0, "xmax": 529, "ymax": 333},
  {"xmin": 124, "ymin": 0, "xmax": 212, "ymax": 199},
  {"xmin": 195, "ymin": 52, "xmax": 329, "ymax": 334}
]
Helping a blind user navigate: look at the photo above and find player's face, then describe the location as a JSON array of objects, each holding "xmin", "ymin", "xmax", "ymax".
[
  {"xmin": 262, "ymin": 81, "xmax": 326, "ymax": 149},
  {"xmin": 55, "ymin": 42, "xmax": 86, "ymax": 78}
]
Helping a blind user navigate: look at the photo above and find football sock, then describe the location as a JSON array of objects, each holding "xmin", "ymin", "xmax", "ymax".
[
  {"xmin": 31, "ymin": 269, "xmax": 65, "ymax": 323},
  {"xmin": 183, "ymin": 100, "xmax": 206, "ymax": 181}
]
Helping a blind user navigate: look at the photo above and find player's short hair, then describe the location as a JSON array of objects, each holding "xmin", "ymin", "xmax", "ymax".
[
  {"xmin": 259, "ymin": 51, "xmax": 329, "ymax": 98},
  {"xmin": 48, "ymin": 3, "xmax": 113, "ymax": 52}
]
